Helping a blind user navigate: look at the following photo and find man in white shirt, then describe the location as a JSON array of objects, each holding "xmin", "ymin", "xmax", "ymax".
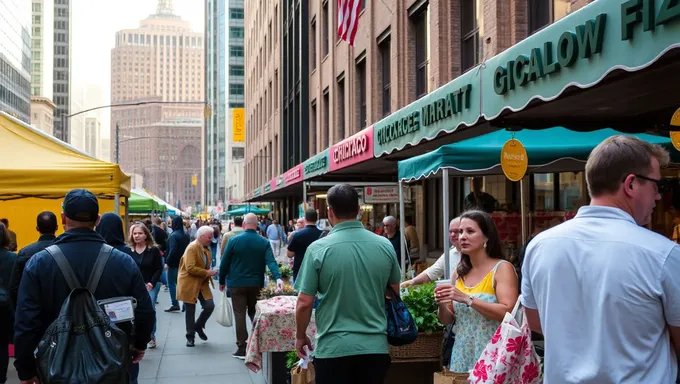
[
  {"xmin": 522, "ymin": 135, "xmax": 680, "ymax": 383},
  {"xmin": 401, "ymin": 217, "xmax": 461, "ymax": 287}
]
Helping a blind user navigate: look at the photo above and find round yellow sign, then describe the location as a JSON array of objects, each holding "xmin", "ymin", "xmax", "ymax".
[
  {"xmin": 500, "ymin": 139, "xmax": 528, "ymax": 182},
  {"xmin": 670, "ymin": 132, "xmax": 680, "ymax": 151}
]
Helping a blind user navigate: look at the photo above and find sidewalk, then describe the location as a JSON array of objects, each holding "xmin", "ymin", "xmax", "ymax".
[{"xmin": 7, "ymin": 287, "xmax": 266, "ymax": 384}]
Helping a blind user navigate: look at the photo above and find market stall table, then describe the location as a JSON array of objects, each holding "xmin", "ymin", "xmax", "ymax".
[{"xmin": 245, "ymin": 295, "xmax": 316, "ymax": 383}]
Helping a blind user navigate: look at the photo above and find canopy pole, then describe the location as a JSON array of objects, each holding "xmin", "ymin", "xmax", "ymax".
[
  {"xmin": 124, "ymin": 196, "xmax": 129, "ymax": 237},
  {"xmin": 114, "ymin": 193, "xmax": 120, "ymax": 215},
  {"xmin": 303, "ymin": 181, "xmax": 307, "ymax": 207},
  {"xmin": 399, "ymin": 180, "xmax": 406, "ymax": 279},
  {"xmin": 443, "ymin": 169, "xmax": 451, "ymax": 280},
  {"xmin": 520, "ymin": 177, "xmax": 527, "ymax": 246}
]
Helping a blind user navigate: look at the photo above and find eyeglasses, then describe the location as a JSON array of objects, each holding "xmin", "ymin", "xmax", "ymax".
[{"xmin": 633, "ymin": 174, "xmax": 670, "ymax": 194}]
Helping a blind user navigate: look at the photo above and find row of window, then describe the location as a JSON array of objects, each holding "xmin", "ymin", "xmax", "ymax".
[
  {"xmin": 0, "ymin": 58, "xmax": 31, "ymax": 92},
  {"xmin": 120, "ymin": 33, "xmax": 203, "ymax": 48},
  {"xmin": 230, "ymin": 8, "xmax": 244, "ymax": 20},
  {"xmin": 0, "ymin": 84, "xmax": 30, "ymax": 118},
  {"xmin": 230, "ymin": 27, "xmax": 244, "ymax": 39}
]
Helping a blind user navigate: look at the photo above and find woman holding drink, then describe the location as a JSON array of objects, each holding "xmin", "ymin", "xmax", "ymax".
[{"xmin": 434, "ymin": 210, "xmax": 518, "ymax": 373}]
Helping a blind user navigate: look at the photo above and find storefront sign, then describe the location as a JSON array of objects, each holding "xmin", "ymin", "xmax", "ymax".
[
  {"xmin": 500, "ymin": 139, "xmax": 528, "ymax": 182},
  {"xmin": 330, "ymin": 126, "xmax": 374, "ymax": 171},
  {"xmin": 263, "ymin": 183, "xmax": 272, "ymax": 193},
  {"xmin": 284, "ymin": 164, "xmax": 303, "ymax": 186},
  {"xmin": 303, "ymin": 149, "xmax": 330, "ymax": 179},
  {"xmin": 275, "ymin": 175, "xmax": 284, "ymax": 187},
  {"xmin": 363, "ymin": 186, "xmax": 411, "ymax": 204},
  {"xmin": 252, "ymin": 188, "xmax": 262, "ymax": 198},
  {"xmin": 373, "ymin": 69, "xmax": 481, "ymax": 157},
  {"xmin": 671, "ymin": 108, "xmax": 680, "ymax": 151},
  {"xmin": 482, "ymin": 0, "xmax": 680, "ymax": 120}
]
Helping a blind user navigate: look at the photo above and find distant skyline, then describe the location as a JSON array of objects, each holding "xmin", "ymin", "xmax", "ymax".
[{"xmin": 71, "ymin": 0, "xmax": 204, "ymax": 138}]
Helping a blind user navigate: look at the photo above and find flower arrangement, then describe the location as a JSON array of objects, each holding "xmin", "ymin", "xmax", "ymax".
[
  {"xmin": 267, "ymin": 262, "xmax": 293, "ymax": 280},
  {"xmin": 259, "ymin": 283, "xmax": 297, "ymax": 300}
]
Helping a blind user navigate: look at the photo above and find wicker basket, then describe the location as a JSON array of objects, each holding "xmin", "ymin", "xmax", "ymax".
[
  {"xmin": 433, "ymin": 371, "xmax": 470, "ymax": 384},
  {"xmin": 390, "ymin": 331, "xmax": 444, "ymax": 360}
]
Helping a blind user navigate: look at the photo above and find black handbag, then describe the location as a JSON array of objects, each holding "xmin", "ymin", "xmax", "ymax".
[
  {"xmin": 37, "ymin": 245, "xmax": 130, "ymax": 384},
  {"xmin": 385, "ymin": 286, "xmax": 418, "ymax": 346},
  {"xmin": 441, "ymin": 324, "xmax": 456, "ymax": 367}
]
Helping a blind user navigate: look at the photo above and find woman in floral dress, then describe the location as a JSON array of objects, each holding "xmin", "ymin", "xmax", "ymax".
[{"xmin": 435, "ymin": 210, "xmax": 518, "ymax": 373}]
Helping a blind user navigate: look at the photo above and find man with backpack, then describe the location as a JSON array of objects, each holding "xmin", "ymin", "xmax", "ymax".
[{"xmin": 13, "ymin": 189, "xmax": 155, "ymax": 384}]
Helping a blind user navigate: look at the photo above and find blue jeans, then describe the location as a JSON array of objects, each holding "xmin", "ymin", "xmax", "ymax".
[
  {"xmin": 161, "ymin": 257, "xmax": 168, "ymax": 286},
  {"xmin": 149, "ymin": 282, "xmax": 161, "ymax": 337},
  {"xmin": 210, "ymin": 245, "xmax": 217, "ymax": 268},
  {"xmin": 167, "ymin": 267, "xmax": 179, "ymax": 307},
  {"xmin": 128, "ymin": 362, "xmax": 139, "ymax": 384}
]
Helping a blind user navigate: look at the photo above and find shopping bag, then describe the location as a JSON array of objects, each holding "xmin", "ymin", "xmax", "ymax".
[
  {"xmin": 291, "ymin": 358, "xmax": 315, "ymax": 384},
  {"xmin": 468, "ymin": 299, "xmax": 541, "ymax": 384},
  {"xmin": 215, "ymin": 291, "xmax": 233, "ymax": 327},
  {"xmin": 434, "ymin": 371, "xmax": 469, "ymax": 384}
]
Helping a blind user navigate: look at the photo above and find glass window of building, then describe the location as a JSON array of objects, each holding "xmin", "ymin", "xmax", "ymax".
[
  {"xmin": 529, "ymin": 0, "xmax": 573, "ymax": 34},
  {"xmin": 413, "ymin": 8, "xmax": 428, "ymax": 99},
  {"xmin": 323, "ymin": 89, "xmax": 330, "ymax": 148},
  {"xmin": 461, "ymin": 0, "xmax": 482, "ymax": 72},
  {"xmin": 230, "ymin": 27, "xmax": 244, "ymax": 39},
  {"xmin": 311, "ymin": 19, "xmax": 317, "ymax": 71},
  {"xmin": 379, "ymin": 36, "xmax": 391, "ymax": 117},
  {"xmin": 337, "ymin": 76, "xmax": 345, "ymax": 139},
  {"xmin": 356, "ymin": 58, "xmax": 366, "ymax": 130},
  {"xmin": 230, "ymin": 65, "xmax": 244, "ymax": 76},
  {"xmin": 230, "ymin": 8, "xmax": 244, "ymax": 19},
  {"xmin": 322, "ymin": 1, "xmax": 329, "ymax": 56}
]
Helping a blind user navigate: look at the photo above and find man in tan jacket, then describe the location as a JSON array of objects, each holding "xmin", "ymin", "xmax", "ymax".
[{"xmin": 177, "ymin": 225, "xmax": 218, "ymax": 347}]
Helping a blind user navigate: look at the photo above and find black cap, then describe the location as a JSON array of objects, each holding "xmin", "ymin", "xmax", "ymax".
[{"xmin": 62, "ymin": 189, "xmax": 99, "ymax": 222}]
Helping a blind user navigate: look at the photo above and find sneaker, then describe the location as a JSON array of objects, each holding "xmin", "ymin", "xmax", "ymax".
[
  {"xmin": 186, "ymin": 339, "xmax": 195, "ymax": 347},
  {"xmin": 232, "ymin": 347, "xmax": 246, "ymax": 359},
  {"xmin": 149, "ymin": 338, "xmax": 157, "ymax": 349},
  {"xmin": 196, "ymin": 327, "xmax": 208, "ymax": 341},
  {"xmin": 165, "ymin": 305, "xmax": 180, "ymax": 312}
]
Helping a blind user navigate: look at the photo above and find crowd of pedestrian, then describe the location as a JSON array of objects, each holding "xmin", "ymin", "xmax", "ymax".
[{"xmin": 1, "ymin": 135, "xmax": 679, "ymax": 384}]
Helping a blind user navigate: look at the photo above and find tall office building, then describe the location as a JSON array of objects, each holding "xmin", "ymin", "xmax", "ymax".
[
  {"xmin": 52, "ymin": 0, "xmax": 71, "ymax": 141},
  {"xmin": 204, "ymin": 0, "xmax": 245, "ymax": 206},
  {"xmin": 0, "ymin": 1, "xmax": 32, "ymax": 123},
  {"xmin": 30, "ymin": 0, "xmax": 56, "ymax": 135},
  {"xmin": 244, "ymin": 0, "xmax": 285, "ymax": 192},
  {"xmin": 84, "ymin": 116, "xmax": 100, "ymax": 158},
  {"xmin": 111, "ymin": 0, "xmax": 205, "ymax": 209}
]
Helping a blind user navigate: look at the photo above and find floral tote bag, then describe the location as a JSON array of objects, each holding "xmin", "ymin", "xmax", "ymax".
[{"xmin": 467, "ymin": 299, "xmax": 541, "ymax": 384}]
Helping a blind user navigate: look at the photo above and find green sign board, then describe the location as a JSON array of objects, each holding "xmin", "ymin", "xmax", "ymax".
[
  {"xmin": 252, "ymin": 187, "xmax": 261, "ymax": 198},
  {"xmin": 483, "ymin": 0, "xmax": 680, "ymax": 120},
  {"xmin": 373, "ymin": 68, "xmax": 481, "ymax": 157},
  {"xmin": 303, "ymin": 149, "xmax": 330, "ymax": 179}
]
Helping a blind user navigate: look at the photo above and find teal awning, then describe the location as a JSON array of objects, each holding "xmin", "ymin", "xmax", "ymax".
[
  {"xmin": 398, "ymin": 127, "xmax": 678, "ymax": 182},
  {"xmin": 226, "ymin": 206, "xmax": 270, "ymax": 216}
]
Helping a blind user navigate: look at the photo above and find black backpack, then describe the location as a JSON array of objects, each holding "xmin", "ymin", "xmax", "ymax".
[{"xmin": 38, "ymin": 244, "xmax": 130, "ymax": 384}]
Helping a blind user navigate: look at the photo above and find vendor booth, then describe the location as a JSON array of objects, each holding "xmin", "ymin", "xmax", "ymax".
[
  {"xmin": 128, "ymin": 190, "xmax": 166, "ymax": 215},
  {"xmin": 0, "ymin": 111, "xmax": 130, "ymax": 249},
  {"xmin": 397, "ymin": 127, "xmax": 680, "ymax": 278}
]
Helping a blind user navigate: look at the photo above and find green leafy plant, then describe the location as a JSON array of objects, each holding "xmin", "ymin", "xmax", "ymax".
[
  {"xmin": 267, "ymin": 262, "xmax": 293, "ymax": 279},
  {"xmin": 401, "ymin": 282, "xmax": 444, "ymax": 333},
  {"xmin": 286, "ymin": 351, "xmax": 299, "ymax": 370}
]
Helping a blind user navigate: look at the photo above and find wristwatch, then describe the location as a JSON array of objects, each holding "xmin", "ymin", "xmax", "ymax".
[{"xmin": 466, "ymin": 296, "xmax": 474, "ymax": 307}]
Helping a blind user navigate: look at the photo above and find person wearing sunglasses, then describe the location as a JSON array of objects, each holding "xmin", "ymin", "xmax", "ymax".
[{"xmin": 521, "ymin": 135, "xmax": 680, "ymax": 384}]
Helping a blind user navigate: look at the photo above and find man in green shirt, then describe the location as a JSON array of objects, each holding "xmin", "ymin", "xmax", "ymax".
[
  {"xmin": 219, "ymin": 213, "xmax": 282, "ymax": 359},
  {"xmin": 294, "ymin": 184, "xmax": 401, "ymax": 383}
]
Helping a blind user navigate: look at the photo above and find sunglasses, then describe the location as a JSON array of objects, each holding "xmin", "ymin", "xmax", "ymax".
[{"xmin": 633, "ymin": 174, "xmax": 671, "ymax": 194}]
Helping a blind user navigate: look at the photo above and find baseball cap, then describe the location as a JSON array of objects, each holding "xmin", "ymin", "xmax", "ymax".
[{"xmin": 62, "ymin": 189, "xmax": 99, "ymax": 222}]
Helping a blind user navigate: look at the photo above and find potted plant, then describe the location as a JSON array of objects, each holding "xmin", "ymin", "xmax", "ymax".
[
  {"xmin": 390, "ymin": 282, "xmax": 445, "ymax": 360},
  {"xmin": 267, "ymin": 262, "xmax": 293, "ymax": 284}
]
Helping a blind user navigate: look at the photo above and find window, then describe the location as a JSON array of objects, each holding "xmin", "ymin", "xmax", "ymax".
[
  {"xmin": 230, "ymin": 45, "xmax": 244, "ymax": 57},
  {"xmin": 230, "ymin": 8, "xmax": 244, "ymax": 19},
  {"xmin": 322, "ymin": 1, "xmax": 329, "ymax": 57},
  {"xmin": 230, "ymin": 84, "xmax": 244, "ymax": 95},
  {"xmin": 230, "ymin": 27, "xmax": 244, "ymax": 39},
  {"xmin": 33, "ymin": 15, "xmax": 41, "ymax": 24},
  {"xmin": 310, "ymin": 20, "xmax": 317, "ymax": 70},
  {"xmin": 413, "ymin": 9, "xmax": 428, "ymax": 98},
  {"xmin": 461, "ymin": 0, "xmax": 482, "ymax": 72},
  {"xmin": 311, "ymin": 100, "xmax": 317, "ymax": 152},
  {"xmin": 230, "ymin": 65, "xmax": 244, "ymax": 76},
  {"xmin": 229, "ymin": 102, "xmax": 244, "ymax": 108},
  {"xmin": 529, "ymin": 0, "xmax": 573, "ymax": 34},
  {"xmin": 33, "ymin": 3, "xmax": 42, "ymax": 12},
  {"xmin": 531, "ymin": 172, "xmax": 586, "ymax": 212},
  {"xmin": 323, "ymin": 89, "xmax": 330, "ymax": 148},
  {"xmin": 33, "ymin": 39, "xmax": 41, "ymax": 49},
  {"xmin": 337, "ymin": 76, "xmax": 345, "ymax": 139},
  {"xmin": 356, "ymin": 58, "xmax": 366, "ymax": 130},
  {"xmin": 379, "ymin": 37, "xmax": 391, "ymax": 117},
  {"xmin": 232, "ymin": 147, "xmax": 245, "ymax": 160}
]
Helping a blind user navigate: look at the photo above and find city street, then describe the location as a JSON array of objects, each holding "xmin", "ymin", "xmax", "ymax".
[{"xmin": 6, "ymin": 287, "xmax": 266, "ymax": 384}]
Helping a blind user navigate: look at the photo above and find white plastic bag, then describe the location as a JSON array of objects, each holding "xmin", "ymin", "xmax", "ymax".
[{"xmin": 215, "ymin": 291, "xmax": 233, "ymax": 327}]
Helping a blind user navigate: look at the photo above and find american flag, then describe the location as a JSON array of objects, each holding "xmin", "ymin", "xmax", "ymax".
[{"xmin": 337, "ymin": 0, "xmax": 363, "ymax": 46}]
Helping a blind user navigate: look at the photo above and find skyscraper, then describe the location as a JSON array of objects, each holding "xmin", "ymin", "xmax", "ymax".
[
  {"xmin": 30, "ymin": 0, "xmax": 56, "ymax": 135},
  {"xmin": 204, "ymin": 0, "xmax": 245, "ymax": 206},
  {"xmin": 0, "ymin": 1, "xmax": 32, "ymax": 123},
  {"xmin": 52, "ymin": 0, "xmax": 71, "ymax": 141},
  {"xmin": 111, "ymin": 0, "xmax": 205, "ymax": 209}
]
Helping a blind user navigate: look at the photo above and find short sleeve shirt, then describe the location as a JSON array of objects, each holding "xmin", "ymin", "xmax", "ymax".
[
  {"xmin": 294, "ymin": 221, "xmax": 401, "ymax": 359},
  {"xmin": 522, "ymin": 206, "xmax": 680, "ymax": 383},
  {"xmin": 287, "ymin": 225, "xmax": 322, "ymax": 275}
]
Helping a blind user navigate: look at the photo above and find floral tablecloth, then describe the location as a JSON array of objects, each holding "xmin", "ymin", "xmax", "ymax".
[{"xmin": 245, "ymin": 295, "xmax": 316, "ymax": 373}]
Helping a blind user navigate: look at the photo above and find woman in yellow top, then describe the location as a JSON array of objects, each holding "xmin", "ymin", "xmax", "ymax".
[{"xmin": 435, "ymin": 210, "xmax": 519, "ymax": 373}]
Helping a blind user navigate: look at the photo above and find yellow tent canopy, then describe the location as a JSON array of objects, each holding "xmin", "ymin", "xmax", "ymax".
[
  {"xmin": 0, "ymin": 111, "xmax": 130, "ymax": 200},
  {"xmin": 0, "ymin": 111, "xmax": 131, "ymax": 249}
]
